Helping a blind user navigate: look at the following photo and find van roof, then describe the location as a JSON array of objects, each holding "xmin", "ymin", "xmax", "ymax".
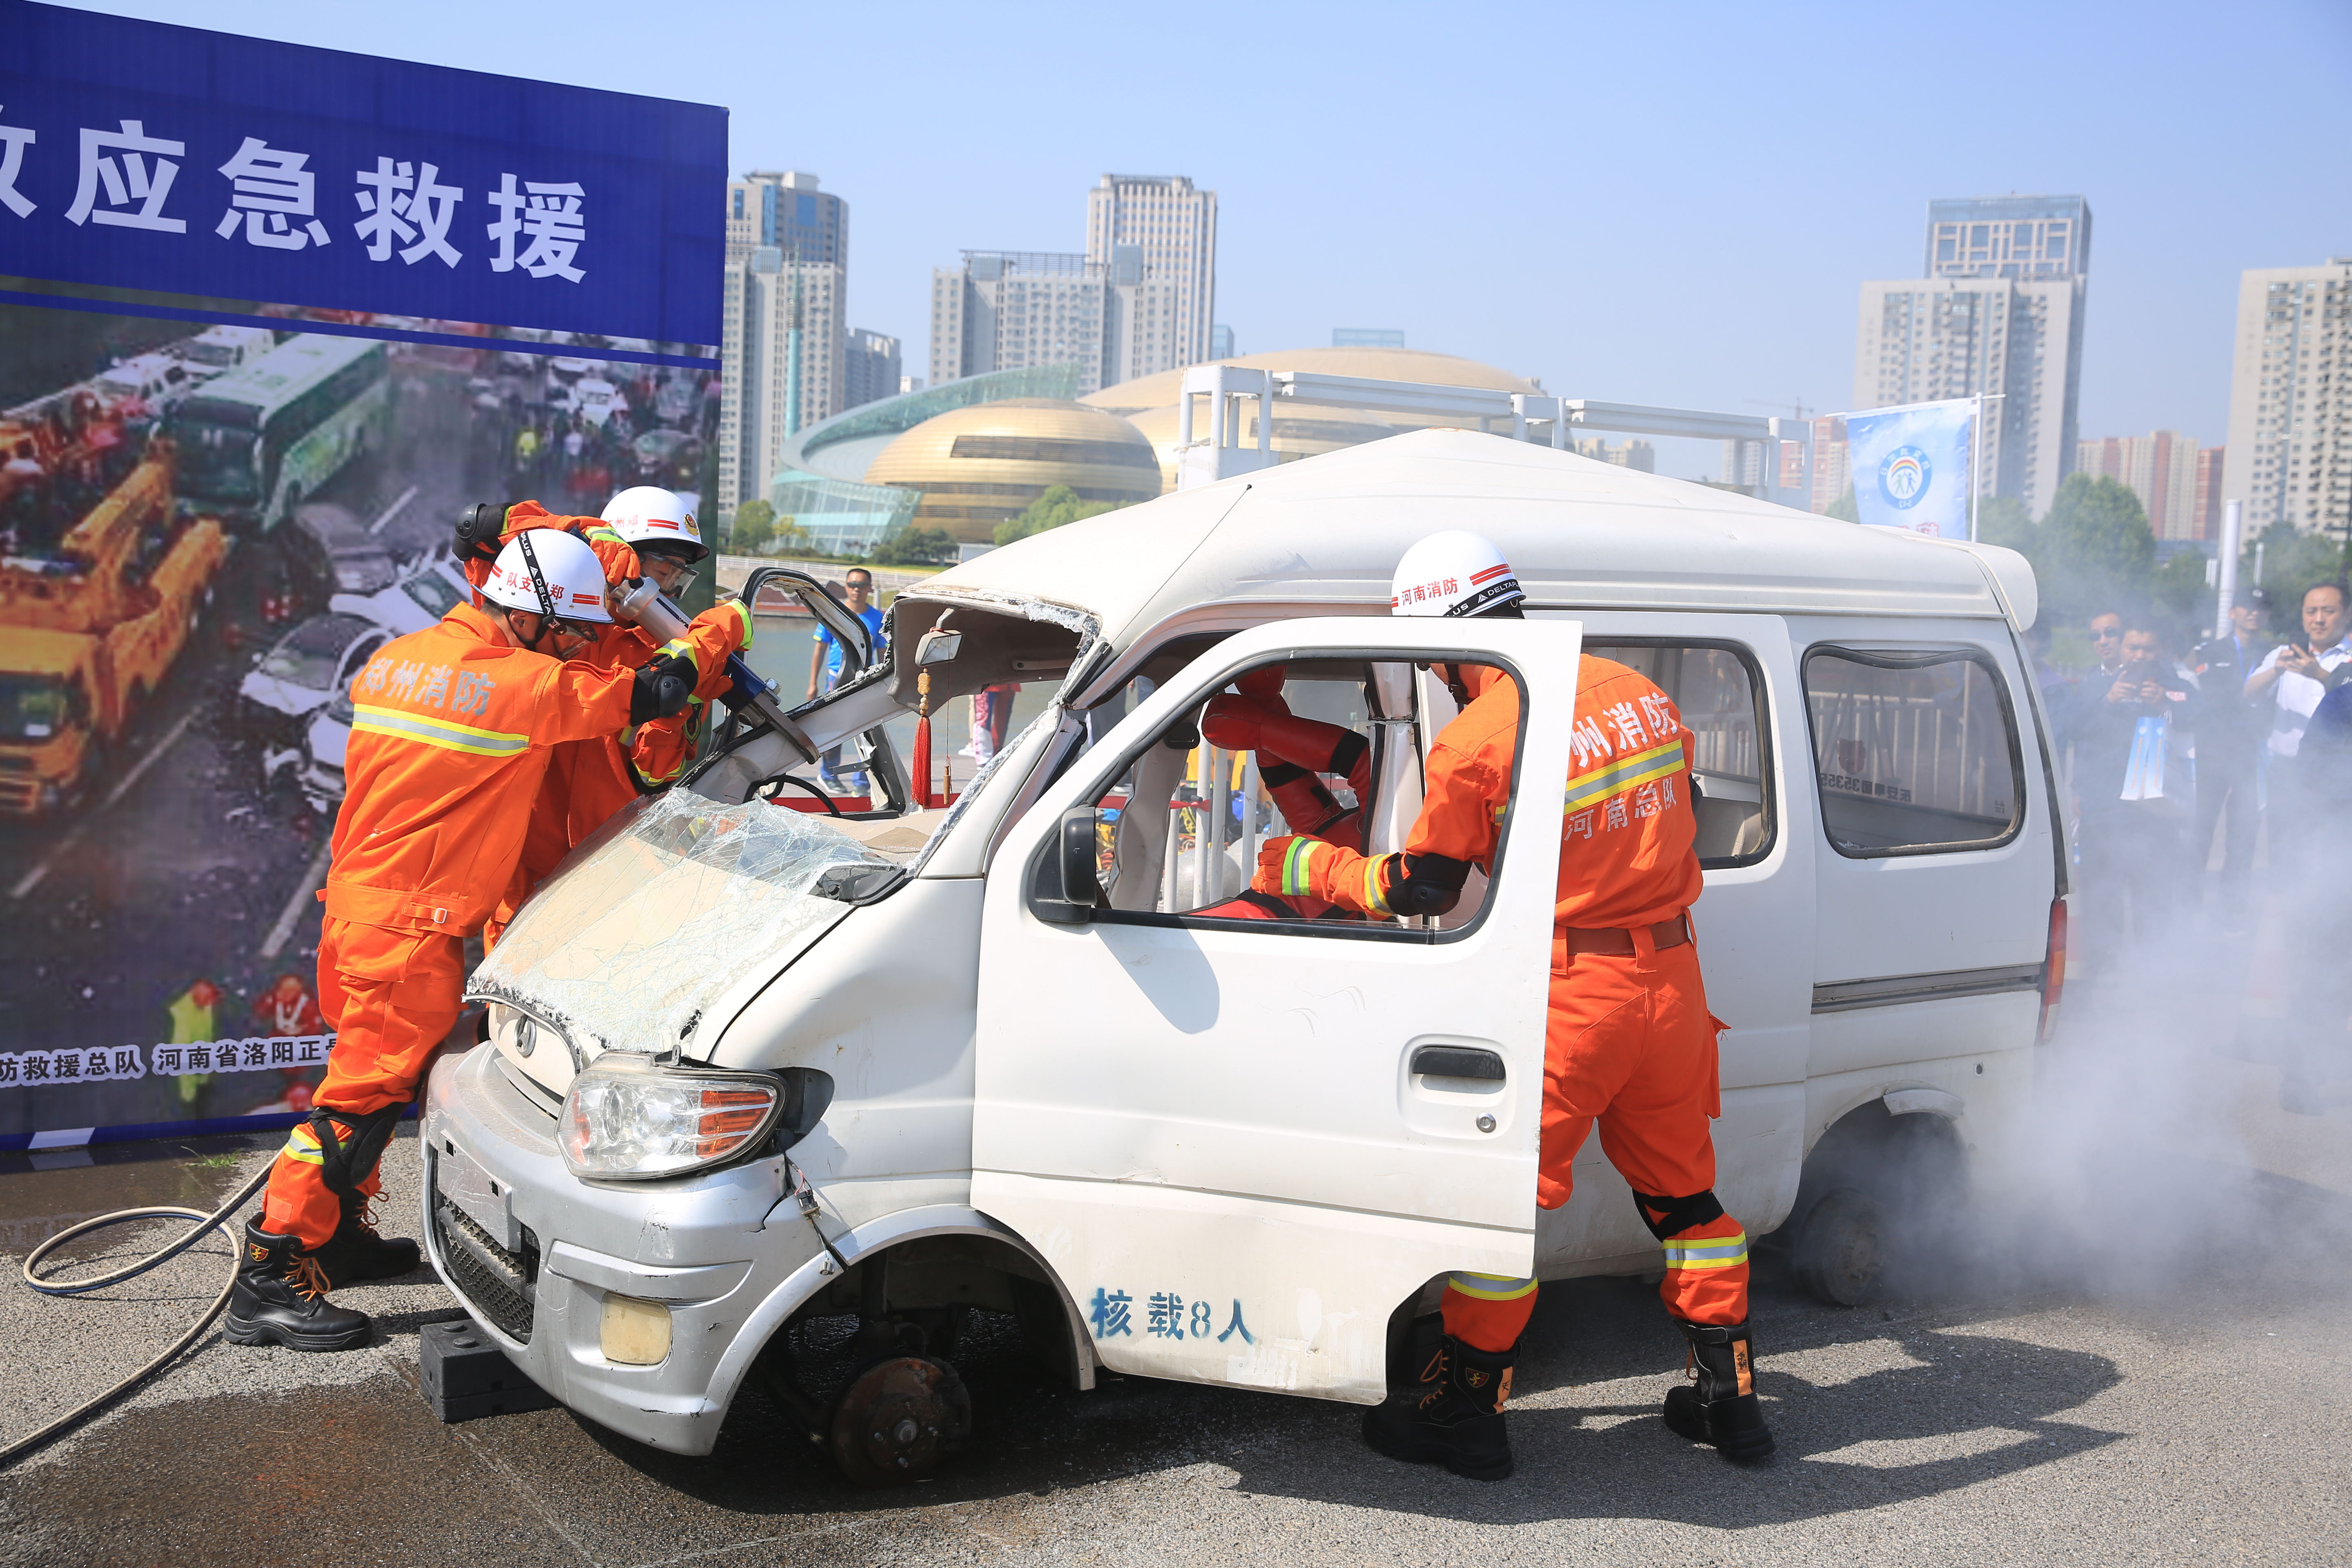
[{"xmin": 918, "ymin": 428, "xmax": 2034, "ymax": 644}]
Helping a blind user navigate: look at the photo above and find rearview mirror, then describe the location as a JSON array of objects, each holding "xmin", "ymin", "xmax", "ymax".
[{"xmin": 1031, "ymin": 805, "xmax": 1100, "ymax": 925}]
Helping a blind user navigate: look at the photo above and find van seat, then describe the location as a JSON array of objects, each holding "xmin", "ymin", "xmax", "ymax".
[{"xmin": 1692, "ymin": 793, "xmax": 1763, "ymax": 862}]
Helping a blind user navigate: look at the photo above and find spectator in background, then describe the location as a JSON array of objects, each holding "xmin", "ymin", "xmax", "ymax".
[
  {"xmin": 969, "ymin": 682, "xmax": 1019, "ymax": 766},
  {"xmin": 2239, "ymin": 581, "xmax": 2352, "ymax": 799},
  {"xmin": 2072, "ymin": 619, "xmax": 2203, "ymax": 975},
  {"xmin": 2190, "ymin": 588, "xmax": 2275, "ymax": 925},
  {"xmin": 2281, "ymin": 674, "xmax": 2352, "ymax": 1111},
  {"xmin": 808, "ymin": 568, "xmax": 886, "ymax": 794}
]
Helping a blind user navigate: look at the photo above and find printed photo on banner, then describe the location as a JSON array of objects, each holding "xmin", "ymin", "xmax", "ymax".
[
  {"xmin": 1842, "ymin": 399, "xmax": 1976, "ymax": 540},
  {"xmin": 0, "ymin": 2, "xmax": 726, "ymax": 1149}
]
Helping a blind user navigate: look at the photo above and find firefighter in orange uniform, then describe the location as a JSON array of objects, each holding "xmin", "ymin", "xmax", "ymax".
[
  {"xmin": 1253, "ymin": 531, "xmax": 1771, "ymax": 1479},
  {"xmin": 228, "ymin": 530, "xmax": 692, "ymax": 1351},
  {"xmin": 457, "ymin": 490, "xmax": 751, "ymax": 944}
]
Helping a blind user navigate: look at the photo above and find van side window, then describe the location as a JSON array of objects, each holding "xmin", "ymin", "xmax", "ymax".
[
  {"xmin": 1802, "ymin": 646, "xmax": 2023, "ymax": 858},
  {"xmin": 1587, "ymin": 643, "xmax": 1771, "ymax": 869},
  {"xmin": 1083, "ymin": 657, "xmax": 1513, "ymax": 938}
]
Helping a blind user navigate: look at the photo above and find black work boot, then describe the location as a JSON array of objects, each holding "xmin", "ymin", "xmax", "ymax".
[
  {"xmin": 1362, "ymin": 1334, "xmax": 1517, "ymax": 1481},
  {"xmin": 223, "ymin": 1219, "xmax": 373, "ymax": 1352},
  {"xmin": 312, "ymin": 1191, "xmax": 421, "ymax": 1290},
  {"xmin": 1663, "ymin": 1319, "xmax": 1774, "ymax": 1463}
]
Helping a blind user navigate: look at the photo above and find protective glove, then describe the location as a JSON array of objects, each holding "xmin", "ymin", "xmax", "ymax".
[
  {"xmin": 630, "ymin": 653, "xmax": 695, "ymax": 724},
  {"xmin": 1252, "ymin": 835, "xmax": 1392, "ymax": 915}
]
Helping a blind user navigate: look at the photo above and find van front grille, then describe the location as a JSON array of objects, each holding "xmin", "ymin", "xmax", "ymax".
[{"xmin": 432, "ymin": 1192, "xmax": 537, "ymax": 1343}]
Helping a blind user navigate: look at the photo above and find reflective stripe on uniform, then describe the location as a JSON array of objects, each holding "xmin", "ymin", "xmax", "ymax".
[
  {"xmin": 658, "ymin": 637, "xmax": 691, "ymax": 661},
  {"xmin": 1361, "ymin": 855, "xmax": 1394, "ymax": 916},
  {"xmin": 585, "ymin": 525, "xmax": 628, "ymax": 547},
  {"xmin": 352, "ymin": 704, "xmax": 531, "ymax": 758},
  {"xmin": 1447, "ymin": 1272, "xmax": 1538, "ymax": 1301},
  {"xmin": 722, "ymin": 598, "xmax": 753, "ymax": 649},
  {"xmin": 1563, "ymin": 739, "xmax": 1684, "ymax": 814},
  {"xmin": 1279, "ymin": 837, "xmax": 1319, "ymax": 895},
  {"xmin": 1661, "ymin": 1231, "xmax": 1750, "ymax": 1271},
  {"xmin": 279, "ymin": 1123, "xmax": 325, "ymax": 1165}
]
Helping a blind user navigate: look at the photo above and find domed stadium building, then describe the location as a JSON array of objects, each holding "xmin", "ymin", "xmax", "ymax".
[
  {"xmin": 862, "ymin": 399, "xmax": 1160, "ymax": 543},
  {"xmin": 759, "ymin": 347, "xmax": 1542, "ymax": 552}
]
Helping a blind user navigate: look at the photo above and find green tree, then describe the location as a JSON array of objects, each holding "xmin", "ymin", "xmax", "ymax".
[
  {"xmin": 772, "ymin": 516, "xmax": 814, "ymax": 557},
  {"xmin": 1973, "ymin": 496, "xmax": 2034, "ymax": 552},
  {"xmin": 994, "ymin": 484, "xmax": 1123, "ymax": 547},
  {"xmin": 2242, "ymin": 521, "xmax": 2350, "ymax": 637},
  {"xmin": 2033, "ymin": 472, "xmax": 2156, "ymax": 627},
  {"xmin": 2151, "ymin": 550, "xmax": 2215, "ymax": 635},
  {"xmin": 1825, "ymin": 484, "xmax": 1860, "ymax": 523},
  {"xmin": 870, "ymin": 525, "xmax": 960, "ymax": 566},
  {"xmin": 728, "ymin": 498, "xmax": 774, "ymax": 553}
]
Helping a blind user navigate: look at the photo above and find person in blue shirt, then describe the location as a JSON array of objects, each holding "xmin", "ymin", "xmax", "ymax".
[{"xmin": 805, "ymin": 567, "xmax": 886, "ymax": 793}]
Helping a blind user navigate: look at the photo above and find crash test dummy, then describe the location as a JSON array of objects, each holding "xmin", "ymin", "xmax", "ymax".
[
  {"xmin": 1250, "ymin": 530, "xmax": 1771, "ymax": 1480},
  {"xmin": 1187, "ymin": 665, "xmax": 1374, "ymax": 921},
  {"xmin": 228, "ymin": 530, "xmax": 693, "ymax": 1351},
  {"xmin": 474, "ymin": 488, "xmax": 753, "ymax": 944}
]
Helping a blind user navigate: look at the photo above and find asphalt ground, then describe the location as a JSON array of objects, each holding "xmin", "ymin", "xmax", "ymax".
[{"xmin": 0, "ymin": 951, "xmax": 2347, "ymax": 1568}]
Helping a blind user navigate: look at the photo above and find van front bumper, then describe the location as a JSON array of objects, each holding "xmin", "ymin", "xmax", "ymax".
[{"xmin": 419, "ymin": 1044, "xmax": 821, "ymax": 1454}]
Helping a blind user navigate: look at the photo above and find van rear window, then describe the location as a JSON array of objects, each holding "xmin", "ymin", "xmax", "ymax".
[{"xmin": 1802, "ymin": 647, "xmax": 2022, "ymax": 858}]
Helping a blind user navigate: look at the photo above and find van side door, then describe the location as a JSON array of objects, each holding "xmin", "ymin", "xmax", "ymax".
[
  {"xmin": 1785, "ymin": 618, "xmax": 2055, "ymax": 1094},
  {"xmin": 972, "ymin": 617, "xmax": 1580, "ymax": 1404}
]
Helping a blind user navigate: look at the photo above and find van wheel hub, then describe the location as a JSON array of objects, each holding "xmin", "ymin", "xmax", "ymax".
[{"xmin": 828, "ymin": 1355, "xmax": 971, "ymax": 1486}]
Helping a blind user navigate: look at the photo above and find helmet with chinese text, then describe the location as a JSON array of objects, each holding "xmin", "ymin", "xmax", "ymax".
[
  {"xmin": 1390, "ymin": 531, "xmax": 1524, "ymax": 618},
  {"xmin": 481, "ymin": 528, "xmax": 614, "ymax": 624},
  {"xmin": 600, "ymin": 486, "xmax": 706, "ymax": 563}
]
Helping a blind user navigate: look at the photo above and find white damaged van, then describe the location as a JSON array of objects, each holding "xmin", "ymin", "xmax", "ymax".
[{"xmin": 421, "ymin": 429, "xmax": 2066, "ymax": 1476}]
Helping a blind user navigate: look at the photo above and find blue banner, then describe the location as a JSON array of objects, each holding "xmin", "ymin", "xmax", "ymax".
[
  {"xmin": 1844, "ymin": 399, "xmax": 1975, "ymax": 539},
  {"xmin": 0, "ymin": 1, "xmax": 725, "ymax": 347}
]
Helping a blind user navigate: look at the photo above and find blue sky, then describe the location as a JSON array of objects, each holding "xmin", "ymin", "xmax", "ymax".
[{"xmin": 83, "ymin": 0, "xmax": 2352, "ymax": 476}]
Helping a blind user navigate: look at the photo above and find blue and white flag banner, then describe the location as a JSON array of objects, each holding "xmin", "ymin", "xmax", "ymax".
[{"xmin": 1845, "ymin": 399, "xmax": 1975, "ymax": 540}]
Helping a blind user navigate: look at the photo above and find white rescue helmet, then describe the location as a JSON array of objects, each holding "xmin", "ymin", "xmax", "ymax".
[
  {"xmin": 1390, "ymin": 530, "xmax": 1525, "ymax": 618},
  {"xmin": 600, "ymin": 485, "xmax": 706, "ymax": 561},
  {"xmin": 479, "ymin": 529, "xmax": 615, "ymax": 624}
]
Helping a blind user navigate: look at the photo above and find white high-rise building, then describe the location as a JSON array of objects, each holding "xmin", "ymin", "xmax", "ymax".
[
  {"xmin": 1085, "ymin": 174, "xmax": 1217, "ymax": 376},
  {"xmin": 2076, "ymin": 430, "xmax": 2203, "ymax": 540},
  {"xmin": 717, "ymin": 171, "xmax": 847, "ymax": 523},
  {"xmin": 929, "ymin": 251, "xmax": 1176, "ymax": 396},
  {"xmin": 1852, "ymin": 196, "xmax": 2089, "ymax": 519},
  {"xmin": 2222, "ymin": 259, "xmax": 2352, "ymax": 540}
]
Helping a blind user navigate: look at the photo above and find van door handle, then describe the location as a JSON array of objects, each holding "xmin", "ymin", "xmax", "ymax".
[{"xmin": 1411, "ymin": 1045, "xmax": 1506, "ymax": 1081}]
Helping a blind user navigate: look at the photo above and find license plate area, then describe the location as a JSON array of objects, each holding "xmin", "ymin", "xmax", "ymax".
[{"xmin": 435, "ymin": 1136, "xmax": 512, "ymax": 1251}]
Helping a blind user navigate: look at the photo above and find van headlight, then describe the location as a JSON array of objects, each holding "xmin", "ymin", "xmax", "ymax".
[{"xmin": 559, "ymin": 1054, "xmax": 783, "ymax": 1180}]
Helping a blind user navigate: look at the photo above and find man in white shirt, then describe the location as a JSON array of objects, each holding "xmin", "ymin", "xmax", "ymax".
[{"xmin": 2245, "ymin": 581, "xmax": 2352, "ymax": 765}]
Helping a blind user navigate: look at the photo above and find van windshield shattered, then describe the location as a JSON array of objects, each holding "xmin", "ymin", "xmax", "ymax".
[{"xmin": 470, "ymin": 786, "xmax": 902, "ymax": 1064}]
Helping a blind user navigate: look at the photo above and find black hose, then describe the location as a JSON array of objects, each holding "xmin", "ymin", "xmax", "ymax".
[{"xmin": 0, "ymin": 1161, "xmax": 270, "ymax": 1468}]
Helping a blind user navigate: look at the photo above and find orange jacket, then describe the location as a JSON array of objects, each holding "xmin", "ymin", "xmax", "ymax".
[
  {"xmin": 1261, "ymin": 657, "xmax": 1703, "ymax": 929},
  {"xmin": 323, "ymin": 603, "xmax": 638, "ymax": 935},
  {"xmin": 490, "ymin": 595, "xmax": 756, "ymax": 938},
  {"xmin": 628, "ymin": 597, "xmax": 755, "ymax": 786}
]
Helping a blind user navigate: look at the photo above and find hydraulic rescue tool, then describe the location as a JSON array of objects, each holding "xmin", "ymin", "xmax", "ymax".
[{"xmin": 610, "ymin": 576, "xmax": 820, "ymax": 764}]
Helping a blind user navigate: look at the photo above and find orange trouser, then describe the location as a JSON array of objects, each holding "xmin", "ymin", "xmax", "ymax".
[
  {"xmin": 260, "ymin": 917, "xmax": 466, "ymax": 1249},
  {"xmin": 1442, "ymin": 928, "xmax": 1749, "ymax": 1353}
]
